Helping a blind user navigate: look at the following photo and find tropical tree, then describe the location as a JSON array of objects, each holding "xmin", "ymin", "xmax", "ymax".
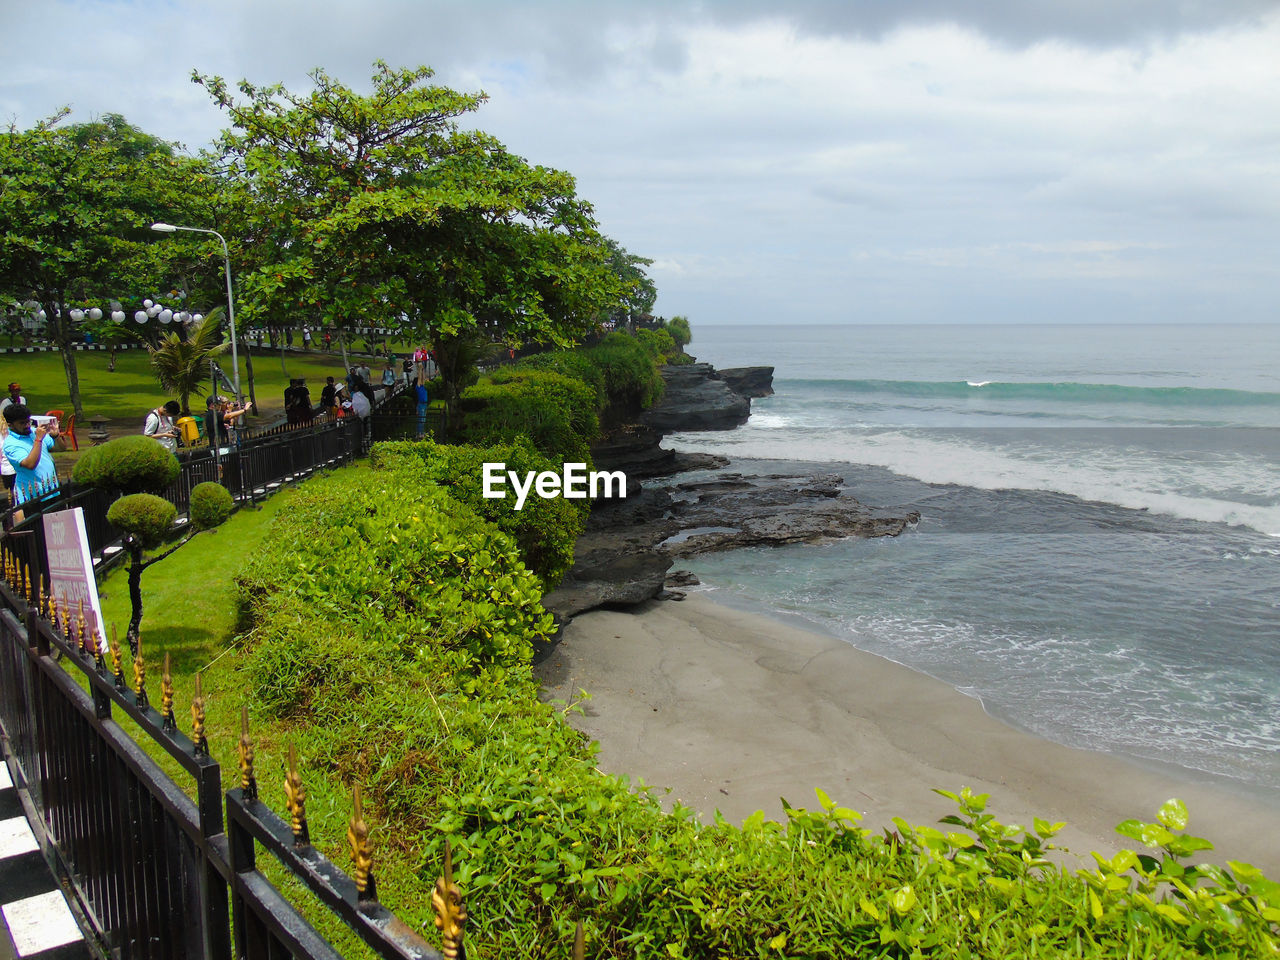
[
  {"xmin": 149, "ymin": 309, "xmax": 230, "ymax": 415},
  {"xmin": 0, "ymin": 112, "xmax": 220, "ymax": 420},
  {"xmin": 195, "ymin": 62, "xmax": 631, "ymax": 413}
]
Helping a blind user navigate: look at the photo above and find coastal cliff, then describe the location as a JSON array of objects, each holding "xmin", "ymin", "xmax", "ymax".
[{"xmin": 541, "ymin": 361, "xmax": 920, "ymax": 627}]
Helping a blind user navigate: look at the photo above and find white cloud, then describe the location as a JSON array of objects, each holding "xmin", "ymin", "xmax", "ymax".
[{"xmin": 2, "ymin": 1, "xmax": 1279, "ymax": 324}]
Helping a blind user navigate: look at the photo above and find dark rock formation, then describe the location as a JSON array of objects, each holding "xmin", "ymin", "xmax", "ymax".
[
  {"xmin": 538, "ymin": 359, "xmax": 912, "ymax": 627},
  {"xmin": 642, "ymin": 363, "xmax": 751, "ymax": 432},
  {"xmin": 718, "ymin": 366, "xmax": 775, "ymax": 398},
  {"xmin": 541, "ymin": 470, "xmax": 919, "ymax": 622}
]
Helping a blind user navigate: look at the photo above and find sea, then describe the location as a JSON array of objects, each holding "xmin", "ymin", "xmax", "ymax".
[{"xmin": 664, "ymin": 323, "xmax": 1280, "ymax": 804}]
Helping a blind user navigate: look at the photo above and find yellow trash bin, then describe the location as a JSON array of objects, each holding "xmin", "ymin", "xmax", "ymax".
[{"xmin": 176, "ymin": 416, "xmax": 201, "ymax": 447}]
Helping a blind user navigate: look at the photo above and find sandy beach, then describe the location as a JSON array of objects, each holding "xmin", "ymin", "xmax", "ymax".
[{"xmin": 536, "ymin": 592, "xmax": 1280, "ymax": 876}]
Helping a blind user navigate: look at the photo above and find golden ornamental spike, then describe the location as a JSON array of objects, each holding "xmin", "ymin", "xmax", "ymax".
[
  {"xmin": 18, "ymin": 558, "xmax": 29, "ymax": 601},
  {"xmin": 91, "ymin": 626, "xmax": 105, "ymax": 671},
  {"xmin": 432, "ymin": 840, "xmax": 467, "ymax": 960},
  {"xmin": 133, "ymin": 633, "xmax": 148, "ymax": 709},
  {"xmin": 109, "ymin": 625, "xmax": 125, "ymax": 689},
  {"xmin": 190, "ymin": 672, "xmax": 208, "ymax": 756},
  {"xmin": 237, "ymin": 706, "xmax": 257, "ymax": 801},
  {"xmin": 24, "ymin": 562, "xmax": 33, "ymax": 603},
  {"xmin": 43, "ymin": 586, "xmax": 54, "ymax": 623},
  {"xmin": 284, "ymin": 745, "xmax": 310, "ymax": 847},
  {"xmin": 161, "ymin": 653, "xmax": 176, "ymax": 732},
  {"xmin": 347, "ymin": 784, "xmax": 376, "ymax": 903},
  {"xmin": 59, "ymin": 597, "xmax": 72, "ymax": 637},
  {"xmin": 76, "ymin": 601, "xmax": 89, "ymax": 657}
]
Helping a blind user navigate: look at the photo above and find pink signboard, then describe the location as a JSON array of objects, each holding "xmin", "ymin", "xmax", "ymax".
[{"xmin": 42, "ymin": 507, "xmax": 106, "ymax": 651}]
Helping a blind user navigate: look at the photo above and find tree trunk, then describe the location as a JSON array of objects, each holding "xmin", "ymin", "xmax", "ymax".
[
  {"xmin": 44, "ymin": 294, "xmax": 86, "ymax": 422},
  {"xmin": 107, "ymin": 345, "xmax": 117, "ymax": 372},
  {"xmin": 126, "ymin": 539, "xmax": 144, "ymax": 656},
  {"xmin": 243, "ymin": 344, "xmax": 259, "ymax": 415}
]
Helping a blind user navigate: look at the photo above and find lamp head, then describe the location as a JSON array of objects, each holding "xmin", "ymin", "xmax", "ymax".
[{"xmin": 150, "ymin": 222, "xmax": 177, "ymax": 233}]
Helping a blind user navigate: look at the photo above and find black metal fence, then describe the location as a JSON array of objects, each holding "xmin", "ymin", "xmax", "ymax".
[{"xmin": 0, "ymin": 567, "xmax": 464, "ymax": 960}]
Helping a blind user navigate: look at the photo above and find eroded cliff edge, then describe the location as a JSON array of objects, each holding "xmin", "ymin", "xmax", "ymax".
[{"xmin": 540, "ymin": 362, "xmax": 920, "ymax": 627}]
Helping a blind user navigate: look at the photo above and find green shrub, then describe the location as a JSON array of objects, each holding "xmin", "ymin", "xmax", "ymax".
[
  {"xmin": 635, "ymin": 327, "xmax": 677, "ymax": 362},
  {"xmin": 586, "ymin": 332, "xmax": 664, "ymax": 418},
  {"xmin": 667, "ymin": 315, "xmax": 692, "ymax": 348},
  {"xmin": 106, "ymin": 493, "xmax": 177, "ymax": 547},
  {"xmin": 235, "ymin": 468, "xmax": 553, "ymax": 703},
  {"xmin": 516, "ymin": 351, "xmax": 607, "ymax": 408},
  {"xmin": 72, "ymin": 435, "xmax": 180, "ymax": 493},
  {"xmin": 458, "ymin": 369, "xmax": 598, "ymax": 462},
  {"xmin": 189, "ymin": 482, "xmax": 234, "ymax": 531},
  {"xmin": 370, "ymin": 438, "xmax": 586, "ymax": 587}
]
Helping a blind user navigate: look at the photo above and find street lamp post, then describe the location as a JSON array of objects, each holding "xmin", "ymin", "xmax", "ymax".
[{"xmin": 151, "ymin": 223, "xmax": 240, "ymax": 402}]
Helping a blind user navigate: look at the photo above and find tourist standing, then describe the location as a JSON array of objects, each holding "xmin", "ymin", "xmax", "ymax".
[
  {"xmin": 415, "ymin": 379, "xmax": 430, "ymax": 439},
  {"xmin": 0, "ymin": 382, "xmax": 26, "ymax": 416},
  {"xmin": 320, "ymin": 377, "xmax": 338, "ymax": 417},
  {"xmin": 2, "ymin": 404, "xmax": 65, "ymax": 505},
  {"xmin": 0, "ymin": 415, "xmax": 15, "ymax": 502},
  {"xmin": 144, "ymin": 400, "xmax": 182, "ymax": 454},
  {"xmin": 401, "ymin": 355, "xmax": 413, "ymax": 388},
  {"xmin": 204, "ymin": 395, "xmax": 229, "ymax": 448}
]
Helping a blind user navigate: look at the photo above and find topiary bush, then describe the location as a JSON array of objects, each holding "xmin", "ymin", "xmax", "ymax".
[
  {"xmin": 587, "ymin": 331, "xmax": 665, "ymax": 419},
  {"xmin": 189, "ymin": 482, "xmax": 234, "ymax": 531},
  {"xmin": 106, "ymin": 493, "xmax": 177, "ymax": 548},
  {"xmin": 370, "ymin": 438, "xmax": 587, "ymax": 587},
  {"xmin": 635, "ymin": 326, "xmax": 677, "ymax": 362},
  {"xmin": 72, "ymin": 435, "xmax": 180, "ymax": 493},
  {"xmin": 667, "ymin": 314, "xmax": 692, "ymax": 349}
]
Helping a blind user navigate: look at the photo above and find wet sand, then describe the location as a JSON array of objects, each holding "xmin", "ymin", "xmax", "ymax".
[{"xmin": 536, "ymin": 593, "xmax": 1280, "ymax": 875}]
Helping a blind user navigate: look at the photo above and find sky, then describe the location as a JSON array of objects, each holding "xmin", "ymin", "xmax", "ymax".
[{"xmin": 2, "ymin": 1, "xmax": 1279, "ymax": 326}]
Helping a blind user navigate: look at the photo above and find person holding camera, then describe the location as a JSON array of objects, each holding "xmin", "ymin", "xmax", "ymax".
[
  {"xmin": 144, "ymin": 400, "xmax": 182, "ymax": 454},
  {"xmin": 2, "ymin": 404, "xmax": 66, "ymax": 505}
]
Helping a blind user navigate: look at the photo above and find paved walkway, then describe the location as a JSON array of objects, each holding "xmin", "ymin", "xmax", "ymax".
[{"xmin": 0, "ymin": 764, "xmax": 90, "ymax": 960}]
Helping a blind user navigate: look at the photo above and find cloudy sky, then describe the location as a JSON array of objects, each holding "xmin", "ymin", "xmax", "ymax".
[{"xmin": 3, "ymin": 1, "xmax": 1278, "ymax": 325}]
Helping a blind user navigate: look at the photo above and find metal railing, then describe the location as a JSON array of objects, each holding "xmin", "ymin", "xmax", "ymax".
[{"xmin": 0, "ymin": 564, "xmax": 465, "ymax": 960}]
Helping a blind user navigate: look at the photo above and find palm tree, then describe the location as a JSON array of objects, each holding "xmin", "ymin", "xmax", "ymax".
[{"xmin": 149, "ymin": 308, "xmax": 230, "ymax": 414}]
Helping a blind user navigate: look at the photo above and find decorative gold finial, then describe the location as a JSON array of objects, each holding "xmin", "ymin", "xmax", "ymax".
[
  {"xmin": 161, "ymin": 653, "xmax": 176, "ymax": 732},
  {"xmin": 237, "ymin": 706, "xmax": 257, "ymax": 800},
  {"xmin": 133, "ymin": 633, "xmax": 148, "ymax": 709},
  {"xmin": 21, "ymin": 560, "xmax": 30, "ymax": 601},
  {"xmin": 59, "ymin": 597, "xmax": 71, "ymax": 637},
  {"xmin": 109, "ymin": 625, "xmax": 125, "ymax": 689},
  {"xmin": 191, "ymin": 673, "xmax": 208, "ymax": 756},
  {"xmin": 285, "ymin": 745, "xmax": 310, "ymax": 846},
  {"xmin": 91, "ymin": 626, "xmax": 105, "ymax": 671},
  {"xmin": 347, "ymin": 784, "xmax": 376, "ymax": 902},
  {"xmin": 432, "ymin": 839, "xmax": 467, "ymax": 960},
  {"xmin": 76, "ymin": 601, "xmax": 88, "ymax": 657}
]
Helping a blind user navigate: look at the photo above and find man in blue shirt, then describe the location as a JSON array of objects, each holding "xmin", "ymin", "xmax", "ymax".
[{"xmin": 2, "ymin": 404, "xmax": 66, "ymax": 505}]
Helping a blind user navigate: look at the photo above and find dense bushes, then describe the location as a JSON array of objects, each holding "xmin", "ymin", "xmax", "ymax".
[
  {"xmin": 235, "ymin": 467, "xmax": 552, "ymax": 715},
  {"xmin": 457, "ymin": 369, "xmax": 598, "ymax": 462},
  {"xmin": 72, "ymin": 434, "xmax": 180, "ymax": 492},
  {"xmin": 513, "ymin": 332, "xmax": 665, "ymax": 426},
  {"xmin": 369, "ymin": 439, "xmax": 586, "ymax": 587}
]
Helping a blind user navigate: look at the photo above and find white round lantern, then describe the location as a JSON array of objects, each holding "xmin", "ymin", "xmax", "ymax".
[
  {"xmin": 111, "ymin": 310, "xmax": 125, "ymax": 323},
  {"xmin": 135, "ymin": 311, "xmax": 148, "ymax": 323},
  {"xmin": 143, "ymin": 299, "xmax": 154, "ymax": 308},
  {"xmin": 88, "ymin": 307, "xmax": 103, "ymax": 321},
  {"xmin": 69, "ymin": 308, "xmax": 84, "ymax": 321},
  {"xmin": 159, "ymin": 309, "xmax": 173, "ymax": 323}
]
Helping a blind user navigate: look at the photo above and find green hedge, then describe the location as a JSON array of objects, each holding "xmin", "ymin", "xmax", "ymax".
[
  {"xmin": 106, "ymin": 493, "xmax": 177, "ymax": 547},
  {"xmin": 457, "ymin": 369, "xmax": 598, "ymax": 462},
  {"xmin": 369, "ymin": 439, "xmax": 586, "ymax": 588},
  {"xmin": 515, "ymin": 332, "xmax": 664, "ymax": 424},
  {"xmin": 235, "ymin": 468, "xmax": 553, "ymax": 716}
]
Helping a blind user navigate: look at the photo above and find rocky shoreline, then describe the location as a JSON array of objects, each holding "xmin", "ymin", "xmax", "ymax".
[{"xmin": 541, "ymin": 361, "xmax": 920, "ymax": 627}]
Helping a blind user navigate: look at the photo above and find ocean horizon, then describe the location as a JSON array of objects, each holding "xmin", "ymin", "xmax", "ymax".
[{"xmin": 667, "ymin": 321, "xmax": 1280, "ymax": 804}]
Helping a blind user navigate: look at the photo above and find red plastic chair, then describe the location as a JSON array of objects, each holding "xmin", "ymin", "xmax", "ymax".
[{"xmin": 45, "ymin": 409, "xmax": 78, "ymax": 450}]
